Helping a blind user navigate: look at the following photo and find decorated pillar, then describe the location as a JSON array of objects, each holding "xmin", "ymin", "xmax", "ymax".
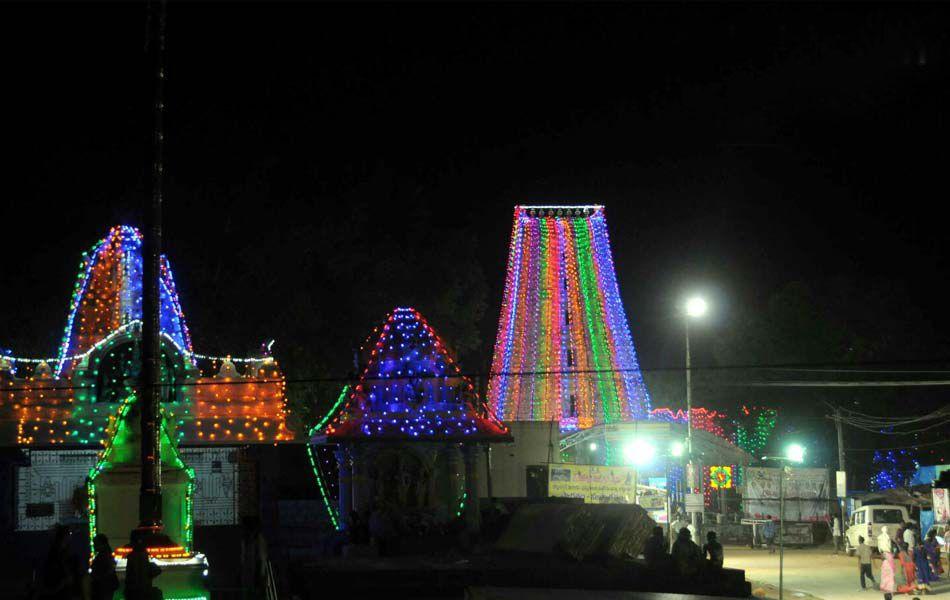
[
  {"xmin": 463, "ymin": 444, "xmax": 480, "ymax": 532},
  {"xmin": 335, "ymin": 445, "xmax": 353, "ymax": 530}
]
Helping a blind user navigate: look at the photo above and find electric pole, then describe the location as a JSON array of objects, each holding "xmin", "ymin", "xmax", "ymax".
[{"xmin": 834, "ymin": 404, "xmax": 847, "ymax": 542}]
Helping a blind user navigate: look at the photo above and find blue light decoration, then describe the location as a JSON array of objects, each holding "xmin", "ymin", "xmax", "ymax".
[
  {"xmin": 325, "ymin": 307, "xmax": 509, "ymax": 442},
  {"xmin": 870, "ymin": 449, "xmax": 918, "ymax": 491},
  {"xmin": 55, "ymin": 225, "xmax": 194, "ymax": 377}
]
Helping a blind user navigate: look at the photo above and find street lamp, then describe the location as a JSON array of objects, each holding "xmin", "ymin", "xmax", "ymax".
[
  {"xmin": 670, "ymin": 440, "xmax": 685, "ymax": 458},
  {"xmin": 683, "ymin": 295, "xmax": 707, "ymax": 533},
  {"xmin": 762, "ymin": 444, "xmax": 806, "ymax": 600}
]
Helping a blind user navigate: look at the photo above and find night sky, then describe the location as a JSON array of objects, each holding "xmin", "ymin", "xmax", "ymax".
[{"xmin": 2, "ymin": 4, "xmax": 949, "ymax": 473}]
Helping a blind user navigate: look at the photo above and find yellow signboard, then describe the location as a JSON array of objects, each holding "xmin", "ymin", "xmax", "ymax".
[{"xmin": 548, "ymin": 464, "xmax": 639, "ymax": 504}]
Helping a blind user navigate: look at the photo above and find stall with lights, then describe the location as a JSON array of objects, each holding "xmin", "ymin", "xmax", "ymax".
[{"xmin": 313, "ymin": 307, "xmax": 511, "ymax": 532}]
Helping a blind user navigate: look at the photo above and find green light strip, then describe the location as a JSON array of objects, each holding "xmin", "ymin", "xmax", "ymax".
[
  {"xmin": 572, "ymin": 219, "xmax": 617, "ymax": 423},
  {"xmin": 534, "ymin": 219, "xmax": 549, "ymax": 420},
  {"xmin": 306, "ymin": 443, "xmax": 339, "ymax": 530},
  {"xmin": 305, "ymin": 385, "xmax": 349, "ymax": 531}
]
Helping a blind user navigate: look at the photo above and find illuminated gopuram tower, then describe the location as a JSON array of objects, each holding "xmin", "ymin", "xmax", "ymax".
[{"xmin": 488, "ymin": 206, "xmax": 651, "ymax": 429}]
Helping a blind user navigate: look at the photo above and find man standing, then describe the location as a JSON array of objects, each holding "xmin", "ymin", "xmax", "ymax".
[
  {"xmin": 833, "ymin": 517, "xmax": 842, "ymax": 554},
  {"xmin": 763, "ymin": 516, "xmax": 777, "ymax": 554},
  {"xmin": 857, "ymin": 536, "xmax": 876, "ymax": 590},
  {"xmin": 903, "ymin": 523, "xmax": 916, "ymax": 558}
]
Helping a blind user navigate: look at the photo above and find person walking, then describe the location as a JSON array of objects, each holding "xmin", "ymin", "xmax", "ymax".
[
  {"xmin": 763, "ymin": 517, "xmax": 777, "ymax": 554},
  {"xmin": 878, "ymin": 529, "xmax": 897, "ymax": 600},
  {"xmin": 833, "ymin": 517, "xmax": 842, "ymax": 554},
  {"xmin": 89, "ymin": 534, "xmax": 119, "ymax": 600},
  {"xmin": 913, "ymin": 537, "xmax": 935, "ymax": 592},
  {"xmin": 924, "ymin": 529, "xmax": 942, "ymax": 579},
  {"xmin": 896, "ymin": 546, "xmax": 916, "ymax": 593},
  {"xmin": 857, "ymin": 536, "xmax": 876, "ymax": 590},
  {"xmin": 703, "ymin": 531, "xmax": 724, "ymax": 569}
]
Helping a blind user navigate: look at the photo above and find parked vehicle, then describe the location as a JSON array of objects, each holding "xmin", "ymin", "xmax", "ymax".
[{"xmin": 844, "ymin": 504, "xmax": 914, "ymax": 555}]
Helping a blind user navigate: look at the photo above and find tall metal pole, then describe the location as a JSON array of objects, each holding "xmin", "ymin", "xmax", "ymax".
[
  {"xmin": 835, "ymin": 404, "xmax": 847, "ymax": 548},
  {"xmin": 779, "ymin": 464, "xmax": 786, "ymax": 600},
  {"xmin": 139, "ymin": 0, "xmax": 167, "ymax": 530},
  {"xmin": 685, "ymin": 318, "xmax": 697, "ymax": 534}
]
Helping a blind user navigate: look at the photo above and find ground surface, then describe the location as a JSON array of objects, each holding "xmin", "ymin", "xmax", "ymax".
[{"xmin": 724, "ymin": 546, "xmax": 950, "ymax": 600}]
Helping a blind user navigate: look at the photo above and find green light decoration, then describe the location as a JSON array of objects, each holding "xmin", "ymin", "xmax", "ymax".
[
  {"xmin": 87, "ymin": 392, "xmax": 197, "ymax": 560},
  {"xmin": 455, "ymin": 491, "xmax": 467, "ymax": 518},
  {"xmin": 574, "ymin": 220, "xmax": 618, "ymax": 423},
  {"xmin": 733, "ymin": 405, "xmax": 777, "ymax": 458},
  {"xmin": 305, "ymin": 385, "xmax": 350, "ymax": 531}
]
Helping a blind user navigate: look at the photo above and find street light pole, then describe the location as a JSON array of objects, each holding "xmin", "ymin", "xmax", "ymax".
[
  {"xmin": 685, "ymin": 317, "xmax": 696, "ymax": 534},
  {"xmin": 683, "ymin": 296, "xmax": 706, "ymax": 536},
  {"xmin": 763, "ymin": 444, "xmax": 804, "ymax": 600},
  {"xmin": 779, "ymin": 463, "xmax": 786, "ymax": 600}
]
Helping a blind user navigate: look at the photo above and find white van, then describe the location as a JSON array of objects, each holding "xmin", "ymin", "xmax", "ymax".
[{"xmin": 844, "ymin": 504, "xmax": 914, "ymax": 555}]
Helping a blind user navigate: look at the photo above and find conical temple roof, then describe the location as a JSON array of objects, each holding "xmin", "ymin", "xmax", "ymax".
[
  {"xmin": 326, "ymin": 307, "xmax": 510, "ymax": 442},
  {"xmin": 55, "ymin": 225, "xmax": 193, "ymax": 376}
]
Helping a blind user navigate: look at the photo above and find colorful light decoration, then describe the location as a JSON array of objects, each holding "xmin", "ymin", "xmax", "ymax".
[
  {"xmin": 488, "ymin": 206, "xmax": 651, "ymax": 428},
  {"xmin": 709, "ymin": 466, "xmax": 733, "ymax": 490},
  {"xmin": 648, "ymin": 407, "xmax": 728, "ymax": 439},
  {"xmin": 733, "ymin": 405, "xmax": 777, "ymax": 459},
  {"xmin": 306, "ymin": 385, "xmax": 349, "ymax": 531},
  {"xmin": 0, "ymin": 226, "xmax": 290, "ymax": 447},
  {"xmin": 325, "ymin": 307, "xmax": 509, "ymax": 441},
  {"xmin": 86, "ymin": 393, "xmax": 197, "ymax": 560},
  {"xmin": 870, "ymin": 449, "xmax": 917, "ymax": 491}
]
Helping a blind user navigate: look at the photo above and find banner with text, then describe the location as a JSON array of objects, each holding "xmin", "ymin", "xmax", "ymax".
[
  {"xmin": 548, "ymin": 464, "xmax": 638, "ymax": 504},
  {"xmin": 743, "ymin": 466, "xmax": 830, "ymax": 522}
]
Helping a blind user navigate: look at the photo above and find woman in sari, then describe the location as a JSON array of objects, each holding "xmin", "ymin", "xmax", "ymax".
[
  {"xmin": 914, "ymin": 538, "xmax": 936, "ymax": 591},
  {"xmin": 896, "ymin": 547, "xmax": 917, "ymax": 593},
  {"xmin": 924, "ymin": 530, "xmax": 942, "ymax": 579},
  {"xmin": 879, "ymin": 527, "xmax": 897, "ymax": 600}
]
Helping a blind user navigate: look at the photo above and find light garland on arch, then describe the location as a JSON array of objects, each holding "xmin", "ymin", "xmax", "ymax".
[{"xmin": 487, "ymin": 206, "xmax": 652, "ymax": 429}]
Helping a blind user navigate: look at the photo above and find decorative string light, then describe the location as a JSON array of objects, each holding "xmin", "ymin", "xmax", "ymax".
[
  {"xmin": 306, "ymin": 385, "xmax": 349, "ymax": 530},
  {"xmin": 733, "ymin": 405, "xmax": 777, "ymax": 459},
  {"xmin": 325, "ymin": 307, "xmax": 509, "ymax": 441},
  {"xmin": 488, "ymin": 206, "xmax": 651, "ymax": 428},
  {"xmin": 0, "ymin": 225, "xmax": 289, "ymax": 447},
  {"xmin": 86, "ymin": 394, "xmax": 198, "ymax": 560}
]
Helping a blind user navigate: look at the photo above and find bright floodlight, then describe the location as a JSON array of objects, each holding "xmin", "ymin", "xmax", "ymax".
[
  {"xmin": 785, "ymin": 443, "xmax": 805, "ymax": 463},
  {"xmin": 686, "ymin": 296, "xmax": 708, "ymax": 318},
  {"xmin": 589, "ymin": 442, "xmax": 598, "ymax": 452},
  {"xmin": 670, "ymin": 440, "xmax": 685, "ymax": 458},
  {"xmin": 623, "ymin": 438, "xmax": 656, "ymax": 466}
]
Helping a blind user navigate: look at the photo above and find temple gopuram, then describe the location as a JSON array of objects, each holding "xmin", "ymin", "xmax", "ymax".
[{"xmin": 0, "ymin": 225, "xmax": 292, "ymax": 533}]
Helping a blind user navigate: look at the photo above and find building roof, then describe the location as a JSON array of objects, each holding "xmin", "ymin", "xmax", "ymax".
[{"xmin": 324, "ymin": 307, "xmax": 510, "ymax": 443}]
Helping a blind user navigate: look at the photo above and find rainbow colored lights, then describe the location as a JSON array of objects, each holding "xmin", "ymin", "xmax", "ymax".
[
  {"xmin": 489, "ymin": 206, "xmax": 651, "ymax": 428},
  {"xmin": 326, "ymin": 307, "xmax": 509, "ymax": 441}
]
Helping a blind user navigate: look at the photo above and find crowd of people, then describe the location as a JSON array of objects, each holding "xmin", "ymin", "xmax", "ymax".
[
  {"xmin": 643, "ymin": 524, "xmax": 725, "ymax": 577},
  {"xmin": 31, "ymin": 525, "xmax": 155, "ymax": 600},
  {"xmin": 875, "ymin": 523, "xmax": 944, "ymax": 599}
]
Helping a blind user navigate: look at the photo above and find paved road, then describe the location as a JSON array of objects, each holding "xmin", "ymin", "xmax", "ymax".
[{"xmin": 724, "ymin": 546, "xmax": 950, "ymax": 600}]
